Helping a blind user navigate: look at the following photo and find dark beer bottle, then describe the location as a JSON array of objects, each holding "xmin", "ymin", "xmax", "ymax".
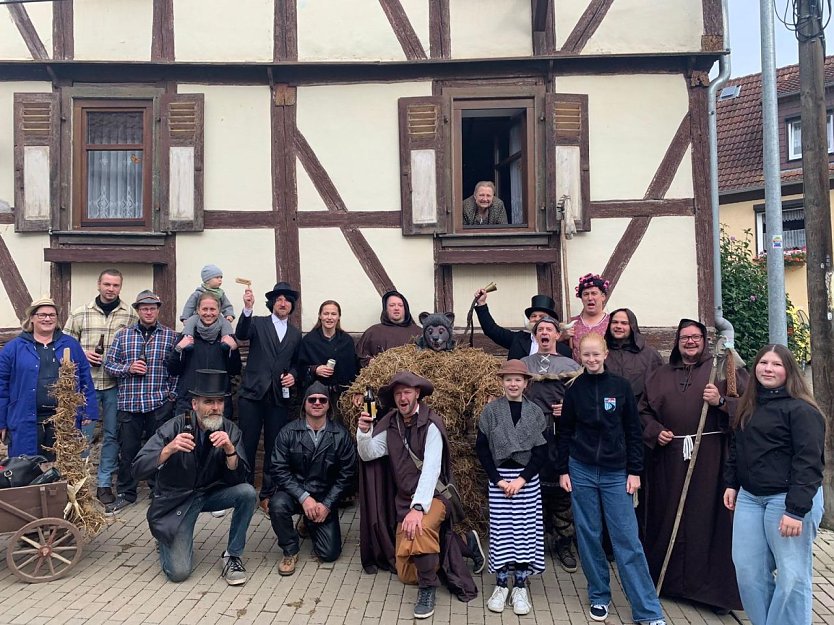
[
  {"xmin": 281, "ymin": 369, "xmax": 291, "ymax": 399},
  {"xmin": 92, "ymin": 334, "xmax": 105, "ymax": 367},
  {"xmin": 364, "ymin": 387, "xmax": 377, "ymax": 422}
]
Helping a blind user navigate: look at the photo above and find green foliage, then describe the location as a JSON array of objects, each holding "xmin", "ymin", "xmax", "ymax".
[{"xmin": 720, "ymin": 227, "xmax": 806, "ymax": 363}]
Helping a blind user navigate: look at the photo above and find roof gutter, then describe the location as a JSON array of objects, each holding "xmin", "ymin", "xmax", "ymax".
[{"xmin": 708, "ymin": 0, "xmax": 735, "ymax": 345}]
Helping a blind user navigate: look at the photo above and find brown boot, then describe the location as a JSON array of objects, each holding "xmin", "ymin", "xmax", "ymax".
[
  {"xmin": 278, "ymin": 554, "xmax": 299, "ymax": 576},
  {"xmin": 97, "ymin": 487, "xmax": 115, "ymax": 505}
]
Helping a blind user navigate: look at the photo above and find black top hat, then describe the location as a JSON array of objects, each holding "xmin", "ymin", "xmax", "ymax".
[
  {"xmin": 264, "ymin": 282, "xmax": 299, "ymax": 313},
  {"xmin": 189, "ymin": 369, "xmax": 230, "ymax": 397},
  {"xmin": 524, "ymin": 294, "xmax": 559, "ymax": 321}
]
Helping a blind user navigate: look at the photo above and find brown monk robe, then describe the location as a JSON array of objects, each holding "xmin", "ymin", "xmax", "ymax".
[{"xmin": 639, "ymin": 319, "xmax": 747, "ymax": 612}]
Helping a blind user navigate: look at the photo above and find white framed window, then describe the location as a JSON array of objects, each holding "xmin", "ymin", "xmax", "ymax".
[
  {"xmin": 755, "ymin": 203, "xmax": 806, "ymax": 254},
  {"xmin": 786, "ymin": 112, "xmax": 834, "ymax": 160}
]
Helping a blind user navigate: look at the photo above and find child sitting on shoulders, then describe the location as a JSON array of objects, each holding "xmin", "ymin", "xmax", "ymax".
[{"xmin": 180, "ymin": 264, "xmax": 235, "ymax": 340}]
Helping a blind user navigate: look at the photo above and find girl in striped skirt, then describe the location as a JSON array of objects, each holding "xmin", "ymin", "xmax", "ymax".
[{"xmin": 476, "ymin": 359, "xmax": 548, "ymax": 615}]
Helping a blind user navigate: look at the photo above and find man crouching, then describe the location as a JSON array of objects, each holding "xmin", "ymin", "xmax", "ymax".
[{"xmin": 132, "ymin": 368, "xmax": 257, "ymax": 585}]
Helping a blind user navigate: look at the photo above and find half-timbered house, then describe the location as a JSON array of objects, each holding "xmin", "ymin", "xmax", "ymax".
[{"xmin": 1, "ymin": 0, "xmax": 724, "ymax": 343}]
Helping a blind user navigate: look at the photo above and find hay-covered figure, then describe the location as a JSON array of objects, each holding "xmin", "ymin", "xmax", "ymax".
[
  {"xmin": 476, "ymin": 360, "xmax": 548, "ymax": 615},
  {"xmin": 356, "ymin": 371, "xmax": 477, "ymax": 619}
]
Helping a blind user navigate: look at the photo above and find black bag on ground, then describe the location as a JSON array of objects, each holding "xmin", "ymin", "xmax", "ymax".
[{"xmin": 0, "ymin": 455, "xmax": 47, "ymax": 488}]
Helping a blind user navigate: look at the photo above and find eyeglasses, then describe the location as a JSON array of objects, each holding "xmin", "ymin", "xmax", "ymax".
[
  {"xmin": 306, "ymin": 397, "xmax": 329, "ymax": 405},
  {"xmin": 34, "ymin": 313, "xmax": 57, "ymax": 320},
  {"xmin": 679, "ymin": 335, "xmax": 703, "ymax": 344}
]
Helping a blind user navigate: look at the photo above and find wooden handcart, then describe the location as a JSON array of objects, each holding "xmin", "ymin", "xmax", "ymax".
[{"xmin": 0, "ymin": 481, "xmax": 82, "ymax": 583}]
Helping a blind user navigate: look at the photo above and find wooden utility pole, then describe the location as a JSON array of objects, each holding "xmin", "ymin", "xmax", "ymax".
[{"xmin": 798, "ymin": 0, "xmax": 834, "ymax": 527}]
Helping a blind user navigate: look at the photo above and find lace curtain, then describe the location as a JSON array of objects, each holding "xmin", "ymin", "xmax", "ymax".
[{"xmin": 86, "ymin": 111, "xmax": 144, "ymax": 220}]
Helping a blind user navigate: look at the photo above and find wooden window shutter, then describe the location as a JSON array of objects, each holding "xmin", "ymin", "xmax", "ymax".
[
  {"xmin": 545, "ymin": 93, "xmax": 590, "ymax": 232},
  {"xmin": 160, "ymin": 93, "xmax": 204, "ymax": 231},
  {"xmin": 13, "ymin": 93, "xmax": 59, "ymax": 233},
  {"xmin": 398, "ymin": 96, "xmax": 449, "ymax": 235}
]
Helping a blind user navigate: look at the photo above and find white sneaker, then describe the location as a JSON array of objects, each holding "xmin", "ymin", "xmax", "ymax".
[
  {"xmin": 511, "ymin": 586, "xmax": 531, "ymax": 615},
  {"xmin": 211, "ymin": 510, "xmax": 227, "ymax": 518},
  {"xmin": 487, "ymin": 586, "xmax": 509, "ymax": 612}
]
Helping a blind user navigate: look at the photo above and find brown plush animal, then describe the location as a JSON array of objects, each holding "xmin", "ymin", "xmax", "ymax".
[{"xmin": 417, "ymin": 312, "xmax": 456, "ymax": 352}]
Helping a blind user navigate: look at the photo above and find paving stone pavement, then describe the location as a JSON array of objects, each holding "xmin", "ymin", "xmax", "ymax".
[{"xmin": 0, "ymin": 492, "xmax": 832, "ymax": 625}]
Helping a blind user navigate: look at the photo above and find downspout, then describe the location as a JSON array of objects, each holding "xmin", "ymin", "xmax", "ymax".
[{"xmin": 708, "ymin": 0, "xmax": 735, "ymax": 345}]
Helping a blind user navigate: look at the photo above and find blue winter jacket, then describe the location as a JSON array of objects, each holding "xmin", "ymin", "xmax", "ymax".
[{"xmin": 0, "ymin": 330, "xmax": 99, "ymax": 456}]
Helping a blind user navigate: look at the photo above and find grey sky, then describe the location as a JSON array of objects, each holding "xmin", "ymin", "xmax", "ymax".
[{"xmin": 729, "ymin": 0, "xmax": 834, "ymax": 77}]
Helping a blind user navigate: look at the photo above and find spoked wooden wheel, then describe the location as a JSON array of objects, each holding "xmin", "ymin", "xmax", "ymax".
[{"xmin": 6, "ymin": 518, "xmax": 83, "ymax": 582}]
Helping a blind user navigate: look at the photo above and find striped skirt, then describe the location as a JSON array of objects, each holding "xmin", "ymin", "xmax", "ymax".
[{"xmin": 487, "ymin": 467, "xmax": 546, "ymax": 574}]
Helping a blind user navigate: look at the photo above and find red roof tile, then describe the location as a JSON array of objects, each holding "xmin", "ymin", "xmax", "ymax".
[{"xmin": 717, "ymin": 56, "xmax": 834, "ymax": 194}]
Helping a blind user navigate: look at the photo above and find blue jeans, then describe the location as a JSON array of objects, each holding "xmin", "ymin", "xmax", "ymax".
[
  {"xmin": 94, "ymin": 388, "xmax": 119, "ymax": 487},
  {"xmin": 569, "ymin": 458, "xmax": 664, "ymax": 623},
  {"xmin": 732, "ymin": 487, "xmax": 823, "ymax": 625},
  {"xmin": 159, "ymin": 482, "xmax": 257, "ymax": 583}
]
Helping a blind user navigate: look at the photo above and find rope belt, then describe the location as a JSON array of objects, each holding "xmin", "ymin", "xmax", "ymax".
[{"xmin": 672, "ymin": 431, "xmax": 722, "ymax": 461}]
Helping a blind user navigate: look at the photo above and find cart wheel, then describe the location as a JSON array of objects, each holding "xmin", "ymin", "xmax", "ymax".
[{"xmin": 6, "ymin": 518, "xmax": 83, "ymax": 583}]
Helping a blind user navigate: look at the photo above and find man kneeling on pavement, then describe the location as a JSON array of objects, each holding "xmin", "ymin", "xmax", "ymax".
[
  {"xmin": 269, "ymin": 382, "xmax": 357, "ymax": 575},
  {"xmin": 357, "ymin": 371, "xmax": 479, "ymax": 619},
  {"xmin": 132, "ymin": 369, "xmax": 257, "ymax": 586}
]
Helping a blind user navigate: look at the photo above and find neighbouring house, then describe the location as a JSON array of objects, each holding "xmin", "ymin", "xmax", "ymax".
[
  {"xmin": 1, "ymin": 1, "xmax": 724, "ymax": 346},
  {"xmin": 718, "ymin": 56, "xmax": 834, "ymax": 314}
]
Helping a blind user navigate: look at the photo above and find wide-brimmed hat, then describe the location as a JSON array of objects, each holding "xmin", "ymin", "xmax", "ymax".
[
  {"xmin": 132, "ymin": 290, "xmax": 162, "ymax": 309},
  {"xmin": 265, "ymin": 282, "xmax": 299, "ymax": 313},
  {"xmin": 24, "ymin": 296, "xmax": 58, "ymax": 319},
  {"xmin": 378, "ymin": 371, "xmax": 434, "ymax": 406},
  {"xmin": 524, "ymin": 294, "xmax": 559, "ymax": 321},
  {"xmin": 496, "ymin": 359, "xmax": 533, "ymax": 378},
  {"xmin": 189, "ymin": 369, "xmax": 230, "ymax": 398}
]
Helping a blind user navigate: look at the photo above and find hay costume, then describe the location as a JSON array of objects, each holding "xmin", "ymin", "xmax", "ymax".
[
  {"xmin": 356, "ymin": 290, "xmax": 420, "ymax": 367},
  {"xmin": 356, "ymin": 371, "xmax": 477, "ymax": 613},
  {"xmin": 268, "ymin": 382, "xmax": 357, "ymax": 564},
  {"xmin": 639, "ymin": 319, "xmax": 747, "ymax": 611},
  {"xmin": 132, "ymin": 369, "xmax": 256, "ymax": 585},
  {"xmin": 475, "ymin": 294, "xmax": 573, "ymax": 360}
]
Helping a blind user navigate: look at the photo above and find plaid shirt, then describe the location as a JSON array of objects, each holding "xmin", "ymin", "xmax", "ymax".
[
  {"xmin": 105, "ymin": 322, "xmax": 178, "ymax": 413},
  {"xmin": 64, "ymin": 298, "xmax": 138, "ymax": 391}
]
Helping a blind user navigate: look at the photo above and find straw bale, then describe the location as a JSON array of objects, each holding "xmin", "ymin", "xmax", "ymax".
[{"xmin": 338, "ymin": 345, "xmax": 503, "ymax": 532}]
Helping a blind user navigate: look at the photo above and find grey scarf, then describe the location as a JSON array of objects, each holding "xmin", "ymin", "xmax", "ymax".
[
  {"xmin": 478, "ymin": 397, "xmax": 547, "ymax": 466},
  {"xmin": 195, "ymin": 318, "xmax": 221, "ymax": 343}
]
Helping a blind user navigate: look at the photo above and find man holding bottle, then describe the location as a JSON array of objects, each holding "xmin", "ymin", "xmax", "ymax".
[{"xmin": 64, "ymin": 268, "xmax": 137, "ymax": 505}]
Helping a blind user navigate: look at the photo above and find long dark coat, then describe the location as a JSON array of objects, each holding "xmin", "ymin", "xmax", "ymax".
[{"xmin": 639, "ymin": 333, "xmax": 748, "ymax": 611}]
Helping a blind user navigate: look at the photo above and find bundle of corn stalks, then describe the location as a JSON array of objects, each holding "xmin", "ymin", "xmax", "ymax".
[
  {"xmin": 49, "ymin": 349, "xmax": 105, "ymax": 537},
  {"xmin": 339, "ymin": 344, "xmax": 504, "ymax": 533}
]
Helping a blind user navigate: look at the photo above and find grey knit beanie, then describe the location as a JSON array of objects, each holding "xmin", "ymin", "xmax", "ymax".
[{"xmin": 201, "ymin": 264, "xmax": 223, "ymax": 283}]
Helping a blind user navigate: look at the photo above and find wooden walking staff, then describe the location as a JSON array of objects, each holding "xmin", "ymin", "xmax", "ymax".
[
  {"xmin": 655, "ymin": 335, "xmax": 730, "ymax": 595},
  {"xmin": 465, "ymin": 281, "xmax": 497, "ymax": 347}
]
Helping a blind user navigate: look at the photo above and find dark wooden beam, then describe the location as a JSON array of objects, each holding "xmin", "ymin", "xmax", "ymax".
[
  {"xmin": 600, "ymin": 216, "xmax": 652, "ymax": 299},
  {"xmin": 50, "ymin": 262, "xmax": 70, "ymax": 327},
  {"xmin": 152, "ymin": 0, "xmax": 175, "ymax": 62},
  {"xmin": 6, "ymin": 4, "xmax": 48, "ymax": 61},
  {"xmin": 274, "ymin": 0, "xmax": 298, "ymax": 62},
  {"xmin": 0, "ymin": 235, "xmax": 33, "ymax": 319},
  {"xmin": 702, "ymin": 0, "xmax": 724, "ymax": 52},
  {"xmin": 294, "ymin": 131, "xmax": 348, "ymax": 213},
  {"xmin": 342, "ymin": 226, "xmax": 395, "ymax": 297},
  {"xmin": 644, "ymin": 113, "xmax": 692, "ymax": 200},
  {"xmin": 297, "ymin": 211, "xmax": 401, "ymax": 228},
  {"xmin": 0, "ymin": 214, "xmax": 14, "ymax": 225},
  {"xmin": 560, "ymin": 0, "xmax": 614, "ymax": 54},
  {"xmin": 689, "ymin": 82, "xmax": 715, "ymax": 324},
  {"xmin": 532, "ymin": 0, "xmax": 549, "ymax": 31},
  {"xmin": 204, "ymin": 211, "xmax": 276, "ymax": 229},
  {"xmin": 428, "ymin": 0, "xmax": 451, "ymax": 59},
  {"xmin": 52, "ymin": 0, "xmax": 73, "ymax": 60},
  {"xmin": 44, "ymin": 248, "xmax": 171, "ymax": 264},
  {"xmin": 532, "ymin": 0, "xmax": 556, "ymax": 56},
  {"xmin": 378, "ymin": 0, "xmax": 427, "ymax": 60},
  {"xmin": 152, "ymin": 236, "xmax": 176, "ymax": 328},
  {"xmin": 589, "ymin": 198, "xmax": 695, "ymax": 219},
  {"xmin": 436, "ymin": 248, "xmax": 558, "ymax": 265}
]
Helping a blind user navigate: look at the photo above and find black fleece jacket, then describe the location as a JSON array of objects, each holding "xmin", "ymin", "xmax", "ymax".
[
  {"xmin": 557, "ymin": 369, "xmax": 643, "ymax": 475},
  {"xmin": 725, "ymin": 387, "xmax": 824, "ymax": 518}
]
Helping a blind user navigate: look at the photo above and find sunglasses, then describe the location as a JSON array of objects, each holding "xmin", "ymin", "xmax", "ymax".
[{"xmin": 306, "ymin": 396, "xmax": 329, "ymax": 405}]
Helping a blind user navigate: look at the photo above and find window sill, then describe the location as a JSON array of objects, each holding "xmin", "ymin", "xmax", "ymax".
[
  {"xmin": 45, "ymin": 231, "xmax": 171, "ymax": 264},
  {"xmin": 438, "ymin": 231, "xmax": 551, "ymax": 248},
  {"xmin": 51, "ymin": 231, "xmax": 167, "ymax": 247}
]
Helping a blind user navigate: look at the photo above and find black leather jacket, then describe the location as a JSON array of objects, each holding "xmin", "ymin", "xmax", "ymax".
[{"xmin": 270, "ymin": 417, "xmax": 356, "ymax": 511}]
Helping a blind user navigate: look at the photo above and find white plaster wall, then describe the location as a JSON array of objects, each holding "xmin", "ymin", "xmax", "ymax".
[
  {"xmin": 297, "ymin": 0, "xmax": 407, "ymax": 61},
  {"xmin": 555, "ymin": 74, "xmax": 691, "ymax": 200},
  {"xmin": 69, "ymin": 264, "xmax": 154, "ymax": 314},
  {"xmin": 179, "ymin": 85, "xmax": 272, "ymax": 212},
  {"xmin": 562, "ymin": 218, "xmax": 629, "ymax": 318},
  {"xmin": 453, "ymin": 265, "xmax": 538, "ymax": 329},
  {"xmin": 666, "ymin": 147, "xmax": 695, "ymax": 199},
  {"xmin": 0, "ymin": 228, "xmax": 50, "ymax": 328},
  {"xmin": 175, "ymin": 0, "xmax": 273, "ymax": 62},
  {"xmin": 0, "ymin": 10, "xmax": 32, "ymax": 60},
  {"xmin": 24, "ymin": 2, "xmax": 52, "ymax": 57},
  {"xmin": 606, "ymin": 216, "xmax": 699, "ymax": 326},
  {"xmin": 401, "ymin": 0, "xmax": 431, "ymax": 57},
  {"xmin": 449, "ymin": 0, "xmax": 532, "ymax": 59},
  {"xmin": 74, "ymin": 0, "xmax": 152, "ymax": 61},
  {"xmin": 176, "ymin": 229, "xmax": 276, "ymax": 332},
  {"xmin": 0, "ymin": 82, "xmax": 53, "ymax": 208},
  {"xmin": 296, "ymin": 160, "xmax": 329, "ymax": 212},
  {"xmin": 295, "ymin": 82, "xmax": 432, "ymax": 212},
  {"xmin": 583, "ymin": 0, "xmax": 703, "ymax": 55},
  {"xmin": 553, "ymin": 1, "xmax": 584, "ymax": 50}
]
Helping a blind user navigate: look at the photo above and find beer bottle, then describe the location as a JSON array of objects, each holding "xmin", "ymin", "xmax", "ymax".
[
  {"xmin": 364, "ymin": 387, "xmax": 377, "ymax": 422},
  {"xmin": 281, "ymin": 369, "xmax": 291, "ymax": 399},
  {"xmin": 92, "ymin": 334, "xmax": 105, "ymax": 367}
]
